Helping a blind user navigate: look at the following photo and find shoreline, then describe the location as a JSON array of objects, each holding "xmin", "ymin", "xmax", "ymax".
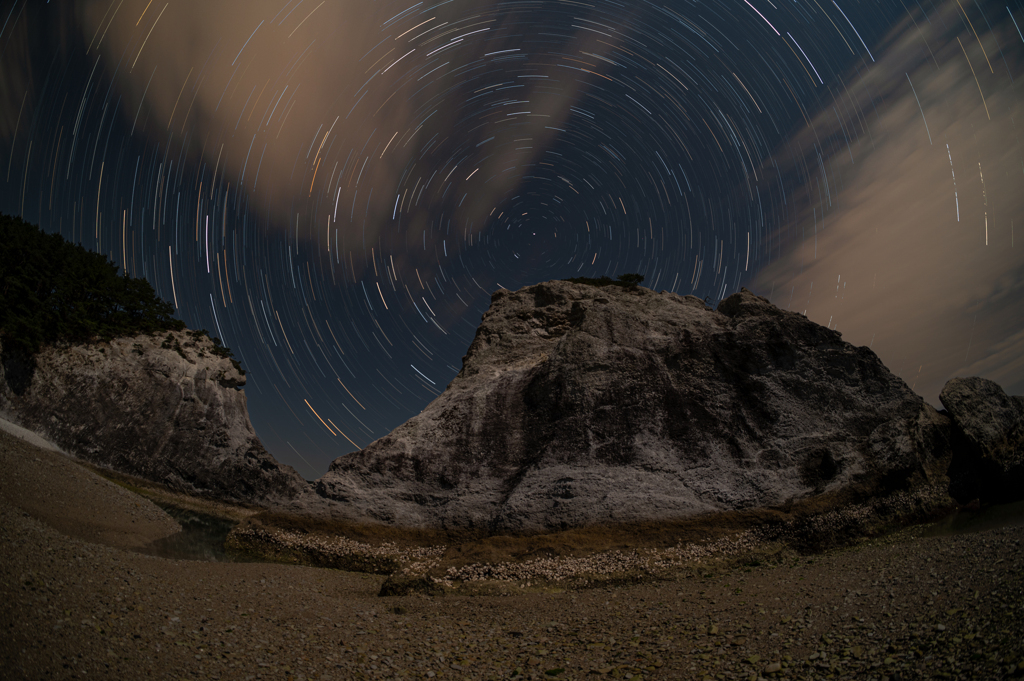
[{"xmin": 0, "ymin": 416, "xmax": 999, "ymax": 587}]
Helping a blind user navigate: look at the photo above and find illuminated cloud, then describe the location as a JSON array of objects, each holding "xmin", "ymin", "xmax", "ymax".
[
  {"xmin": 77, "ymin": 0, "xmax": 620, "ymax": 277},
  {"xmin": 5, "ymin": 0, "xmax": 1020, "ymax": 476},
  {"xmin": 753, "ymin": 1, "xmax": 1024, "ymax": 403}
]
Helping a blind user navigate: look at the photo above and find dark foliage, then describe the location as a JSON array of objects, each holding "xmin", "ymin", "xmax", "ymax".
[
  {"xmin": 190, "ymin": 328, "xmax": 245, "ymax": 375},
  {"xmin": 0, "ymin": 214, "xmax": 186, "ymax": 364},
  {"xmin": 562, "ymin": 273, "xmax": 645, "ymax": 290}
]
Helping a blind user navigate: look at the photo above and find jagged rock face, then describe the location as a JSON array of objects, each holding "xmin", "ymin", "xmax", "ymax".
[
  {"xmin": 317, "ymin": 282, "xmax": 952, "ymax": 532},
  {"xmin": 940, "ymin": 376, "xmax": 1024, "ymax": 504},
  {"xmin": 0, "ymin": 331, "xmax": 310, "ymax": 505}
]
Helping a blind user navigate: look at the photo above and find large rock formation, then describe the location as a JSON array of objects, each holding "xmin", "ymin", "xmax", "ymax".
[
  {"xmin": 316, "ymin": 282, "xmax": 953, "ymax": 532},
  {"xmin": 0, "ymin": 330, "xmax": 310, "ymax": 506},
  {"xmin": 940, "ymin": 376, "xmax": 1024, "ymax": 504}
]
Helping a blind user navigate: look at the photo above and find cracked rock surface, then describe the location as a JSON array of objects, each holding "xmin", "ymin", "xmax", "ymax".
[
  {"xmin": 0, "ymin": 331, "xmax": 310, "ymax": 506},
  {"xmin": 941, "ymin": 376, "xmax": 1024, "ymax": 504},
  {"xmin": 318, "ymin": 282, "xmax": 952, "ymax": 532}
]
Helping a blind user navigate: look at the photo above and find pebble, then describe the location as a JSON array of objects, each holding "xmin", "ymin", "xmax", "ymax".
[{"xmin": 2, "ymin": 431, "xmax": 1023, "ymax": 680}]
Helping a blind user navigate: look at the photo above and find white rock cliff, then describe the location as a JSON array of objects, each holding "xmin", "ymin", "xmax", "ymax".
[
  {"xmin": 0, "ymin": 330, "xmax": 310, "ymax": 505},
  {"xmin": 317, "ymin": 283, "xmax": 954, "ymax": 532}
]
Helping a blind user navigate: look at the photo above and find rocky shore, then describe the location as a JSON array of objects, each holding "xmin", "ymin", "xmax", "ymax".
[
  {"xmin": 227, "ymin": 481, "xmax": 955, "ymax": 590},
  {"xmin": 3, "ymin": 428, "xmax": 1023, "ymax": 680}
]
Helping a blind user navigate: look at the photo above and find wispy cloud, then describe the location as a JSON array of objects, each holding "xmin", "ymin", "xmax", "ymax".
[
  {"xmin": 76, "ymin": 0, "xmax": 624, "ymax": 278},
  {"xmin": 753, "ymin": 0, "xmax": 1024, "ymax": 402}
]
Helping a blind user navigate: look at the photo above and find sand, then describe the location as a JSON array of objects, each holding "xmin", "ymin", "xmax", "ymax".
[{"xmin": 1, "ymin": 426, "xmax": 1022, "ymax": 681}]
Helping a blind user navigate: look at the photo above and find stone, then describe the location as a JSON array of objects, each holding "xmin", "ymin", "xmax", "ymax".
[
  {"xmin": 0, "ymin": 331, "xmax": 311, "ymax": 506},
  {"xmin": 316, "ymin": 282, "xmax": 952, "ymax": 532},
  {"xmin": 377, "ymin": 574, "xmax": 443, "ymax": 597},
  {"xmin": 939, "ymin": 377, "xmax": 1024, "ymax": 504}
]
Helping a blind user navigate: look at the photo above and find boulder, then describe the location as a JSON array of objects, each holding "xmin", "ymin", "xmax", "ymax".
[
  {"xmin": 940, "ymin": 376, "xmax": 1024, "ymax": 504},
  {"xmin": 0, "ymin": 330, "xmax": 311, "ymax": 506},
  {"xmin": 315, "ymin": 283, "xmax": 952, "ymax": 532},
  {"xmin": 378, "ymin": 574, "xmax": 444, "ymax": 597}
]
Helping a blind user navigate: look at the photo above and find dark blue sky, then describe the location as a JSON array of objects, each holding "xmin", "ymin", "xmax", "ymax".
[{"xmin": 2, "ymin": 0, "xmax": 1021, "ymax": 478}]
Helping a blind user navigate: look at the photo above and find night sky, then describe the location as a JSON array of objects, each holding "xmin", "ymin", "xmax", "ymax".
[{"xmin": 1, "ymin": 0, "xmax": 1021, "ymax": 479}]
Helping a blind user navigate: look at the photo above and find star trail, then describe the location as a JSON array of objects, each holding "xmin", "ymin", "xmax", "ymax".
[{"xmin": 2, "ymin": 0, "xmax": 1022, "ymax": 478}]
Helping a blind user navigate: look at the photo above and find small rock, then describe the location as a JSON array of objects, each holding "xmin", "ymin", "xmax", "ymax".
[{"xmin": 377, "ymin": 574, "xmax": 442, "ymax": 597}]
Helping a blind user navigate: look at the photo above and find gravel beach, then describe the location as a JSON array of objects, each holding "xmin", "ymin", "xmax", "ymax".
[{"xmin": 1, "ymin": 428, "xmax": 1022, "ymax": 681}]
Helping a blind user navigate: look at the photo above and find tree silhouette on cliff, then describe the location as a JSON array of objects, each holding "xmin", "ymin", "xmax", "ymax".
[{"xmin": 0, "ymin": 214, "xmax": 192, "ymax": 391}]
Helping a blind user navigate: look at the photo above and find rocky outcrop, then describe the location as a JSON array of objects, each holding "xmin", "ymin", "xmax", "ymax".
[
  {"xmin": 316, "ymin": 282, "xmax": 953, "ymax": 532},
  {"xmin": 940, "ymin": 376, "xmax": 1024, "ymax": 504},
  {"xmin": 0, "ymin": 330, "xmax": 310, "ymax": 506}
]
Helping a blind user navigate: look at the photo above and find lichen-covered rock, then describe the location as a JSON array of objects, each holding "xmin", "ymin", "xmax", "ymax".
[
  {"xmin": 0, "ymin": 331, "xmax": 310, "ymax": 506},
  {"xmin": 316, "ymin": 283, "xmax": 952, "ymax": 532},
  {"xmin": 940, "ymin": 376, "xmax": 1024, "ymax": 504}
]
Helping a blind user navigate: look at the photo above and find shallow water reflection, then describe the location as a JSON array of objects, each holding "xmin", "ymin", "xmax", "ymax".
[
  {"xmin": 923, "ymin": 499, "xmax": 1024, "ymax": 537},
  {"xmin": 138, "ymin": 504, "xmax": 253, "ymax": 562},
  {"xmin": 133, "ymin": 497, "xmax": 1024, "ymax": 562}
]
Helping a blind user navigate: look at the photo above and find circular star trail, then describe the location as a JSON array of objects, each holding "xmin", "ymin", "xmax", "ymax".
[{"xmin": 2, "ymin": 0, "xmax": 1022, "ymax": 477}]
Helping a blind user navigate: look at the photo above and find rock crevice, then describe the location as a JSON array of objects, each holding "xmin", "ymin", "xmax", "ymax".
[
  {"xmin": 0, "ymin": 330, "xmax": 310, "ymax": 506},
  {"xmin": 316, "ymin": 283, "xmax": 953, "ymax": 531},
  {"xmin": 940, "ymin": 376, "xmax": 1024, "ymax": 504}
]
